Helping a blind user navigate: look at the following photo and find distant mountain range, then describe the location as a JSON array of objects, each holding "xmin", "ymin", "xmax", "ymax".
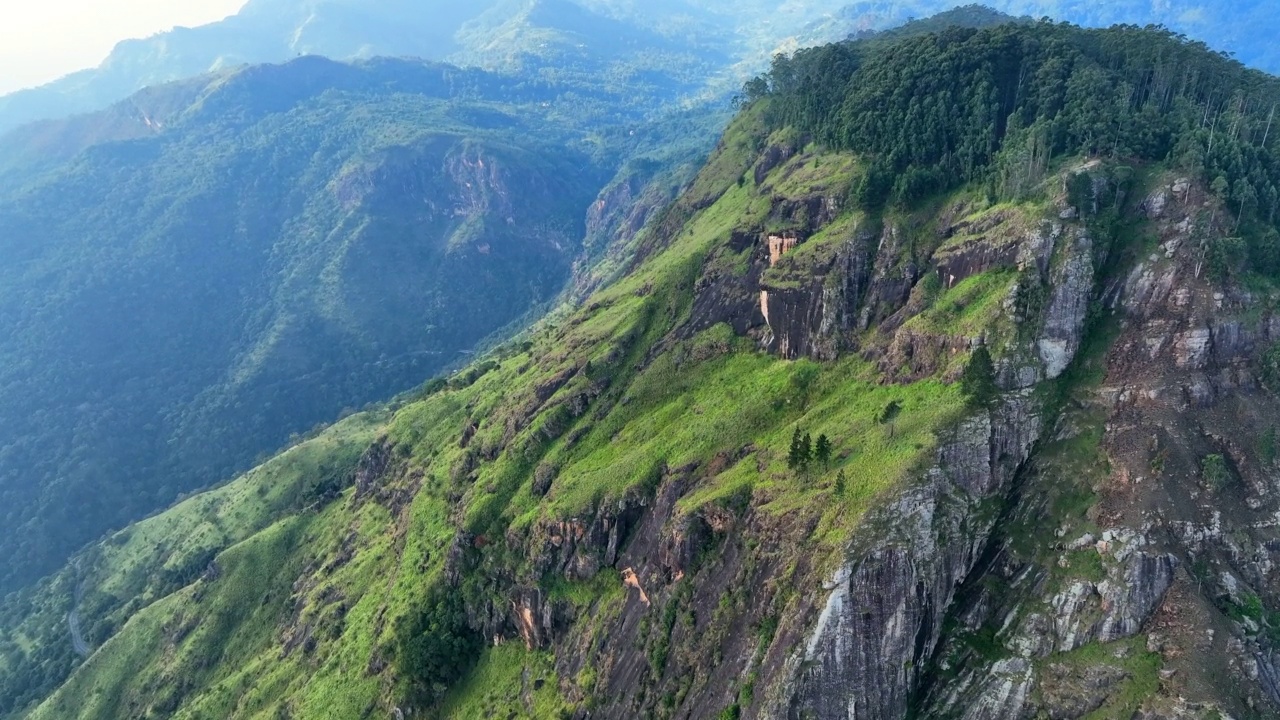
[{"xmin": 3, "ymin": 1, "xmax": 1279, "ymax": 136}]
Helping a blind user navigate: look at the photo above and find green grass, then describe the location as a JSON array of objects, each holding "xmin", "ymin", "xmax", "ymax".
[
  {"xmin": 1036, "ymin": 638, "xmax": 1162, "ymax": 720},
  {"xmin": 437, "ymin": 646, "xmax": 570, "ymax": 719},
  {"xmin": 934, "ymin": 200, "xmax": 1039, "ymax": 251},
  {"xmin": 29, "ymin": 516, "xmax": 314, "ymax": 720},
  {"xmin": 543, "ymin": 570, "xmax": 625, "ymax": 611},
  {"xmin": 676, "ymin": 358, "xmax": 964, "ymax": 549},
  {"xmin": 905, "ymin": 268, "xmax": 1019, "ymax": 339},
  {"xmin": 0, "ymin": 410, "xmax": 386, "ymax": 719},
  {"xmin": 763, "ymin": 150, "xmax": 860, "ymax": 201}
]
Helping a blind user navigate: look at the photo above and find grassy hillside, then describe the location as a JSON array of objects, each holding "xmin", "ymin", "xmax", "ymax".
[{"xmin": 0, "ymin": 97, "xmax": 959, "ymax": 716}]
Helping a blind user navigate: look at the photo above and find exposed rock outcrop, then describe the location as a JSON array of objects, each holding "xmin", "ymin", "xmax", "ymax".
[
  {"xmin": 779, "ymin": 394, "xmax": 1042, "ymax": 720},
  {"xmin": 918, "ymin": 174, "xmax": 1280, "ymax": 719},
  {"xmin": 528, "ymin": 492, "xmax": 647, "ymax": 582},
  {"xmin": 1037, "ymin": 228, "xmax": 1094, "ymax": 380}
]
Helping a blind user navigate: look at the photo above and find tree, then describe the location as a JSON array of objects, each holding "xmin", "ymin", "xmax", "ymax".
[
  {"xmin": 799, "ymin": 433, "xmax": 813, "ymax": 471},
  {"xmin": 877, "ymin": 401, "xmax": 903, "ymax": 425},
  {"xmin": 1210, "ymin": 174, "xmax": 1230, "ymax": 227},
  {"xmin": 788, "ymin": 428, "xmax": 807, "ymax": 471},
  {"xmin": 396, "ymin": 585, "xmax": 484, "ymax": 703},
  {"xmin": 961, "ymin": 345, "xmax": 999, "ymax": 408},
  {"xmin": 878, "ymin": 401, "xmax": 903, "ymax": 440},
  {"xmin": 834, "ymin": 469, "xmax": 847, "ymax": 497},
  {"xmin": 1250, "ymin": 228, "xmax": 1280, "ymax": 277},
  {"xmin": 1261, "ymin": 343, "xmax": 1280, "ymax": 394},
  {"xmin": 814, "ymin": 435, "xmax": 833, "ymax": 468}
]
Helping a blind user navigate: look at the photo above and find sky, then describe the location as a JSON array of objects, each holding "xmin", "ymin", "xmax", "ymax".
[{"xmin": 0, "ymin": 0, "xmax": 249, "ymax": 95}]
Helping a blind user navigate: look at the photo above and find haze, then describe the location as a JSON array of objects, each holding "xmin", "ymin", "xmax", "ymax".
[{"xmin": 0, "ymin": 0, "xmax": 248, "ymax": 95}]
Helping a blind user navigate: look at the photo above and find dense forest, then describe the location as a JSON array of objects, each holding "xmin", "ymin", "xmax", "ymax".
[{"xmin": 746, "ymin": 20, "xmax": 1280, "ymax": 277}]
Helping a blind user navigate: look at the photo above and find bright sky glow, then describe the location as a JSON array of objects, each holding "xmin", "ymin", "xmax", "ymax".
[{"xmin": 0, "ymin": 0, "xmax": 249, "ymax": 95}]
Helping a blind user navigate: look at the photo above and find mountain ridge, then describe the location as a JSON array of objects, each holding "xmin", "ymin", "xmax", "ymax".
[{"xmin": 7, "ymin": 1, "xmax": 1280, "ymax": 137}]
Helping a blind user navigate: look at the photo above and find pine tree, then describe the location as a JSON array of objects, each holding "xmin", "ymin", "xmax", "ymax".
[
  {"xmin": 799, "ymin": 433, "xmax": 813, "ymax": 471},
  {"xmin": 961, "ymin": 345, "xmax": 998, "ymax": 408},
  {"xmin": 815, "ymin": 434, "xmax": 832, "ymax": 468},
  {"xmin": 788, "ymin": 427, "xmax": 805, "ymax": 470},
  {"xmin": 834, "ymin": 469, "xmax": 847, "ymax": 496}
]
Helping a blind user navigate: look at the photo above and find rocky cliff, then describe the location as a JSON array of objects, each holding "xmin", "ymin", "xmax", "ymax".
[{"xmin": 914, "ymin": 175, "xmax": 1280, "ymax": 720}]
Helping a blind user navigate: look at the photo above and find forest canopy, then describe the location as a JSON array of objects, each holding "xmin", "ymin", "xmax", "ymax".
[{"xmin": 746, "ymin": 20, "xmax": 1280, "ymax": 273}]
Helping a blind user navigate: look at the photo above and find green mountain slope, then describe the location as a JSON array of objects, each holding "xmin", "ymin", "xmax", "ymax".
[
  {"xmin": 13, "ymin": 17, "xmax": 1280, "ymax": 720},
  {"xmin": 0, "ymin": 55, "xmax": 636, "ymax": 596}
]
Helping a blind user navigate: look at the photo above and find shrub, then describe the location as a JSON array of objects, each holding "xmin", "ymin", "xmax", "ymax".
[
  {"xmin": 1260, "ymin": 428, "xmax": 1278, "ymax": 466},
  {"xmin": 1202, "ymin": 454, "xmax": 1232, "ymax": 492},
  {"xmin": 395, "ymin": 584, "xmax": 484, "ymax": 703}
]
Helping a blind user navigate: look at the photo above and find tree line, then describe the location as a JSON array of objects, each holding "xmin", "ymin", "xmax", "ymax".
[{"xmin": 745, "ymin": 19, "xmax": 1280, "ymax": 278}]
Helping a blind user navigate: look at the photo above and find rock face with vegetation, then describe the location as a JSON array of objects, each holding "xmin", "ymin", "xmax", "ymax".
[{"xmin": 12, "ymin": 15, "xmax": 1280, "ymax": 720}]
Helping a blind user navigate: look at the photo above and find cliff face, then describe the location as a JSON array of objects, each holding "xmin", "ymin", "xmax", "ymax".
[
  {"xmin": 424, "ymin": 148, "xmax": 1185, "ymax": 719},
  {"xmin": 449, "ymin": 156, "xmax": 1280, "ymax": 719},
  {"xmin": 915, "ymin": 177, "xmax": 1280, "ymax": 720},
  {"xmin": 426, "ymin": 150, "xmax": 1221, "ymax": 720},
  {"xmin": 649, "ymin": 159, "xmax": 1116, "ymax": 719}
]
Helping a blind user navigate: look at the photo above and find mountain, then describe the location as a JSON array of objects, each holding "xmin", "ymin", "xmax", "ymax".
[
  {"xmin": 0, "ymin": 0, "xmax": 1014, "ymax": 605},
  {"xmin": 824, "ymin": 1, "xmax": 1280, "ymax": 75},
  {"xmin": 0, "ymin": 0, "xmax": 808, "ymax": 615},
  {"xmin": 0, "ymin": 0, "xmax": 722, "ymax": 135},
  {"xmin": 9, "ymin": 16, "xmax": 1280, "ymax": 720},
  {"xmin": 0, "ymin": 55, "xmax": 647, "ymax": 597},
  {"xmin": 7, "ymin": 0, "xmax": 1280, "ymax": 136}
]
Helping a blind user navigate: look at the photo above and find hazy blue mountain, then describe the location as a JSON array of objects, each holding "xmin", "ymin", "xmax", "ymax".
[
  {"xmin": 0, "ymin": 0, "xmax": 643, "ymax": 133},
  {"xmin": 6, "ymin": 1, "xmax": 1278, "ymax": 136},
  {"xmin": 0, "ymin": 55, "xmax": 640, "ymax": 594}
]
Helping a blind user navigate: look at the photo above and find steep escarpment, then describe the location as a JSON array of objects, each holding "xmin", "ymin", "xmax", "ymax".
[
  {"xmin": 917, "ymin": 175, "xmax": 1280, "ymax": 720},
  {"xmin": 4, "ymin": 115, "xmax": 1127, "ymax": 720},
  {"xmin": 14, "ymin": 18, "xmax": 1280, "ymax": 720}
]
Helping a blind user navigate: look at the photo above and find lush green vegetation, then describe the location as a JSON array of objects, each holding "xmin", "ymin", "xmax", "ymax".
[
  {"xmin": 749, "ymin": 19, "xmax": 1280, "ymax": 267},
  {"xmin": 0, "ymin": 412, "xmax": 385, "ymax": 716},
  {"xmin": 0, "ymin": 83, "xmax": 975, "ymax": 716}
]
